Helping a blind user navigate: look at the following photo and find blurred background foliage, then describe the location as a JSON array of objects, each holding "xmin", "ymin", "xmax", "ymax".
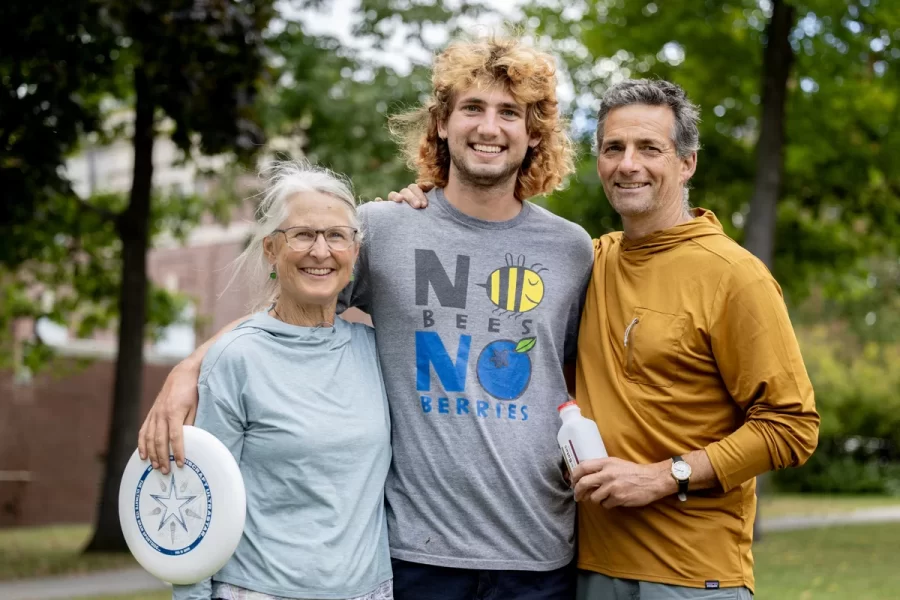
[{"xmin": 2, "ymin": 0, "xmax": 899, "ymax": 504}]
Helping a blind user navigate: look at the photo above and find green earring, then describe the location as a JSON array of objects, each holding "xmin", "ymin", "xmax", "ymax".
[
  {"xmin": 350, "ymin": 273, "xmax": 355, "ymax": 282},
  {"xmin": 270, "ymin": 267, "xmax": 276, "ymax": 280}
]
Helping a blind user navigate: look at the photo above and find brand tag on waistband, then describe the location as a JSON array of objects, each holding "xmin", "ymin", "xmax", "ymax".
[{"xmin": 705, "ymin": 581, "xmax": 721, "ymax": 589}]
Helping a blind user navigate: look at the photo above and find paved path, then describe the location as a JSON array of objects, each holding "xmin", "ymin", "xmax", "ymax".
[
  {"xmin": 0, "ymin": 567, "xmax": 168, "ymax": 600},
  {"xmin": 760, "ymin": 505, "xmax": 900, "ymax": 532},
  {"xmin": 4, "ymin": 506, "xmax": 900, "ymax": 599}
]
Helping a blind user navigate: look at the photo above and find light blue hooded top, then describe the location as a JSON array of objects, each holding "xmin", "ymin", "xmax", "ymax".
[{"xmin": 173, "ymin": 312, "xmax": 392, "ymax": 600}]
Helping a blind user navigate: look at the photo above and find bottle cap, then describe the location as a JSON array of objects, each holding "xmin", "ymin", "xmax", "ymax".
[{"xmin": 557, "ymin": 400, "xmax": 579, "ymax": 412}]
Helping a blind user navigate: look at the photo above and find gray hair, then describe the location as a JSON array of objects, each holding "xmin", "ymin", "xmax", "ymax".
[
  {"xmin": 595, "ymin": 79, "xmax": 701, "ymax": 208},
  {"xmin": 223, "ymin": 160, "xmax": 362, "ymax": 312},
  {"xmin": 596, "ymin": 79, "xmax": 700, "ymax": 158}
]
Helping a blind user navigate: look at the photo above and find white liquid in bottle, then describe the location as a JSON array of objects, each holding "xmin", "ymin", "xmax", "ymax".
[{"xmin": 557, "ymin": 401, "xmax": 607, "ymax": 475}]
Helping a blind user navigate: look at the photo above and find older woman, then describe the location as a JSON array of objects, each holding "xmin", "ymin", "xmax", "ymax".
[{"xmin": 174, "ymin": 162, "xmax": 392, "ymax": 600}]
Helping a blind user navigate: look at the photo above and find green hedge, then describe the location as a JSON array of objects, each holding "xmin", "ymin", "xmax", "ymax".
[
  {"xmin": 773, "ymin": 441, "xmax": 900, "ymax": 495},
  {"xmin": 772, "ymin": 326, "xmax": 900, "ymax": 495}
]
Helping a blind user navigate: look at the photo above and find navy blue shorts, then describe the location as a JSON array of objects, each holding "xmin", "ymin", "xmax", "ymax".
[{"xmin": 391, "ymin": 557, "xmax": 576, "ymax": 600}]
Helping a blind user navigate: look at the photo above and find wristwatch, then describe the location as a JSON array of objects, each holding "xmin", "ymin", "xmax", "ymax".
[{"xmin": 671, "ymin": 456, "xmax": 692, "ymax": 502}]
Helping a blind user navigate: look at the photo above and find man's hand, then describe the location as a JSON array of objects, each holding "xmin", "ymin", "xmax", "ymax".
[
  {"xmin": 374, "ymin": 182, "xmax": 433, "ymax": 208},
  {"xmin": 138, "ymin": 360, "xmax": 200, "ymax": 474},
  {"xmin": 571, "ymin": 457, "xmax": 674, "ymax": 509}
]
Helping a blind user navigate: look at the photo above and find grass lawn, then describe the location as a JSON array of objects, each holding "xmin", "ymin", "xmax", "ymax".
[
  {"xmin": 4, "ymin": 501, "xmax": 900, "ymax": 599},
  {"xmin": 759, "ymin": 493, "xmax": 900, "ymax": 520},
  {"xmin": 0, "ymin": 524, "xmax": 137, "ymax": 581},
  {"xmin": 754, "ymin": 521, "xmax": 900, "ymax": 599},
  {"xmin": 58, "ymin": 524, "xmax": 900, "ymax": 599},
  {"xmin": 71, "ymin": 594, "xmax": 170, "ymax": 600}
]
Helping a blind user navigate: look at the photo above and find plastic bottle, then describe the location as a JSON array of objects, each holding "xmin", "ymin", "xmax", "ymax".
[{"xmin": 557, "ymin": 400, "xmax": 607, "ymax": 475}]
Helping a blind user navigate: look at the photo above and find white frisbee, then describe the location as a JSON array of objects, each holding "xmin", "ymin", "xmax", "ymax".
[{"xmin": 118, "ymin": 425, "xmax": 246, "ymax": 585}]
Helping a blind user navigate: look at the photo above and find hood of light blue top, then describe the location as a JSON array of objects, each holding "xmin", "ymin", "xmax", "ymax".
[{"xmin": 234, "ymin": 311, "xmax": 355, "ymax": 351}]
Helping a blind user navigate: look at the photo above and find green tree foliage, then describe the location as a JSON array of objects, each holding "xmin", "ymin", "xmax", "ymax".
[
  {"xmin": 0, "ymin": 190, "xmax": 197, "ymax": 374},
  {"xmin": 524, "ymin": 0, "xmax": 900, "ymax": 298},
  {"xmin": 2, "ymin": 0, "xmax": 276, "ymax": 551},
  {"xmin": 775, "ymin": 253, "xmax": 900, "ymax": 494},
  {"xmin": 262, "ymin": 23, "xmax": 433, "ymax": 200},
  {"xmin": 280, "ymin": 5, "xmax": 900, "ymax": 490},
  {"xmin": 0, "ymin": 1, "xmax": 255, "ymax": 363},
  {"xmin": 85, "ymin": 0, "xmax": 276, "ymax": 553},
  {"xmin": 0, "ymin": 1, "xmax": 116, "ymax": 367},
  {"xmin": 774, "ymin": 320, "xmax": 900, "ymax": 494},
  {"xmin": 0, "ymin": 1, "xmax": 109, "ymax": 241},
  {"xmin": 518, "ymin": 0, "xmax": 900, "ymax": 495},
  {"xmin": 263, "ymin": 0, "xmax": 494, "ymax": 199}
]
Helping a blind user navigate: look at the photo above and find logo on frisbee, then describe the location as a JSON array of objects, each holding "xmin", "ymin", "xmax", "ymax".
[{"xmin": 133, "ymin": 456, "xmax": 212, "ymax": 556}]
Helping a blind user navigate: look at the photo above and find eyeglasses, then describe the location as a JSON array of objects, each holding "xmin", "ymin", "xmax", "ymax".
[{"xmin": 272, "ymin": 226, "xmax": 359, "ymax": 252}]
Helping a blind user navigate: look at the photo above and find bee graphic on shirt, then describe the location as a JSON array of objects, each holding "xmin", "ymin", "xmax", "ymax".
[{"xmin": 478, "ymin": 254, "xmax": 547, "ymax": 318}]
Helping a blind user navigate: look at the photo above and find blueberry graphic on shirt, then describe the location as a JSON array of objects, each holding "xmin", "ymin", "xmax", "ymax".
[{"xmin": 476, "ymin": 338, "xmax": 535, "ymax": 400}]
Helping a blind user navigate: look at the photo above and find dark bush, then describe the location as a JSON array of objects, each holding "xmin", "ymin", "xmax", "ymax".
[{"xmin": 773, "ymin": 437, "xmax": 900, "ymax": 495}]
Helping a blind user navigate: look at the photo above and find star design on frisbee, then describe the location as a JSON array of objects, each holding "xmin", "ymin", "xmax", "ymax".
[{"xmin": 149, "ymin": 474, "xmax": 197, "ymax": 533}]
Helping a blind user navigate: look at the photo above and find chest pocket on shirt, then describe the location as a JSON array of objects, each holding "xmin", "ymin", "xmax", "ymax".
[{"xmin": 623, "ymin": 307, "xmax": 687, "ymax": 388}]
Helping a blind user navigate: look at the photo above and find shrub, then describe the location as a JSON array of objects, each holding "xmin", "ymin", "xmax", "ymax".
[{"xmin": 771, "ymin": 326, "xmax": 900, "ymax": 495}]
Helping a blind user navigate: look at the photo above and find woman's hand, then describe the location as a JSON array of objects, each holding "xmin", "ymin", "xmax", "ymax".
[
  {"xmin": 137, "ymin": 314, "xmax": 249, "ymax": 472},
  {"xmin": 138, "ymin": 360, "xmax": 200, "ymax": 474}
]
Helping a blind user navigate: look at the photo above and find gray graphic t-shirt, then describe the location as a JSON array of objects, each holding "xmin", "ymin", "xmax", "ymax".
[{"xmin": 343, "ymin": 188, "xmax": 594, "ymax": 570}]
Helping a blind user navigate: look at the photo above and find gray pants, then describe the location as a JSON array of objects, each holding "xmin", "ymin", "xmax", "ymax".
[{"xmin": 577, "ymin": 571, "xmax": 753, "ymax": 600}]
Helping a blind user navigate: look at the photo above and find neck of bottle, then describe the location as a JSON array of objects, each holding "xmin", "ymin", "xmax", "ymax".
[{"xmin": 559, "ymin": 405, "xmax": 582, "ymax": 421}]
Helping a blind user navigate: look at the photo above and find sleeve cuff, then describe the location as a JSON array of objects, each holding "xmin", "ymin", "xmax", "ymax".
[{"xmin": 705, "ymin": 424, "xmax": 774, "ymax": 493}]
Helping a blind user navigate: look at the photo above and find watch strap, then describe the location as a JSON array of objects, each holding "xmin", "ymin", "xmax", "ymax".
[{"xmin": 673, "ymin": 455, "xmax": 689, "ymax": 498}]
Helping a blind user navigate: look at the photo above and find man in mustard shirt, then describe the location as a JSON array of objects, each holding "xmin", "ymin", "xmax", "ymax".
[{"xmin": 572, "ymin": 79, "xmax": 819, "ymax": 599}]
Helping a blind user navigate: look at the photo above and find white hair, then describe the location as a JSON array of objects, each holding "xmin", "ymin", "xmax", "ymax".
[{"xmin": 222, "ymin": 160, "xmax": 362, "ymax": 312}]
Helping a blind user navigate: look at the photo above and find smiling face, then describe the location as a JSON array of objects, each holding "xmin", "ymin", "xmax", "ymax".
[
  {"xmin": 264, "ymin": 191, "xmax": 358, "ymax": 308},
  {"xmin": 438, "ymin": 85, "xmax": 541, "ymax": 190},
  {"xmin": 596, "ymin": 104, "xmax": 696, "ymax": 219}
]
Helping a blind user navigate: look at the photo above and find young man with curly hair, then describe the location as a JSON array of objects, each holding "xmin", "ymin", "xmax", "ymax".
[{"xmin": 140, "ymin": 36, "xmax": 593, "ymax": 599}]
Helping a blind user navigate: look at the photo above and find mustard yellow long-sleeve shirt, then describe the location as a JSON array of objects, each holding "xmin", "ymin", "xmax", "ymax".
[{"xmin": 576, "ymin": 209, "xmax": 819, "ymax": 592}]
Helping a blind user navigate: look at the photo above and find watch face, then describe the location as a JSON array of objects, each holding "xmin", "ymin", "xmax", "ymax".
[{"xmin": 673, "ymin": 461, "xmax": 692, "ymax": 480}]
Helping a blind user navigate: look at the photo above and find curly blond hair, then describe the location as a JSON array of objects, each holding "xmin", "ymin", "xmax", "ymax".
[{"xmin": 389, "ymin": 35, "xmax": 574, "ymax": 200}]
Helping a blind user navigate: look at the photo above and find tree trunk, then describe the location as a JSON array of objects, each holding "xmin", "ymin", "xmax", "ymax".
[
  {"xmin": 744, "ymin": 0, "xmax": 796, "ymax": 545},
  {"xmin": 85, "ymin": 66, "xmax": 154, "ymax": 553},
  {"xmin": 743, "ymin": 0, "xmax": 795, "ymax": 269}
]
